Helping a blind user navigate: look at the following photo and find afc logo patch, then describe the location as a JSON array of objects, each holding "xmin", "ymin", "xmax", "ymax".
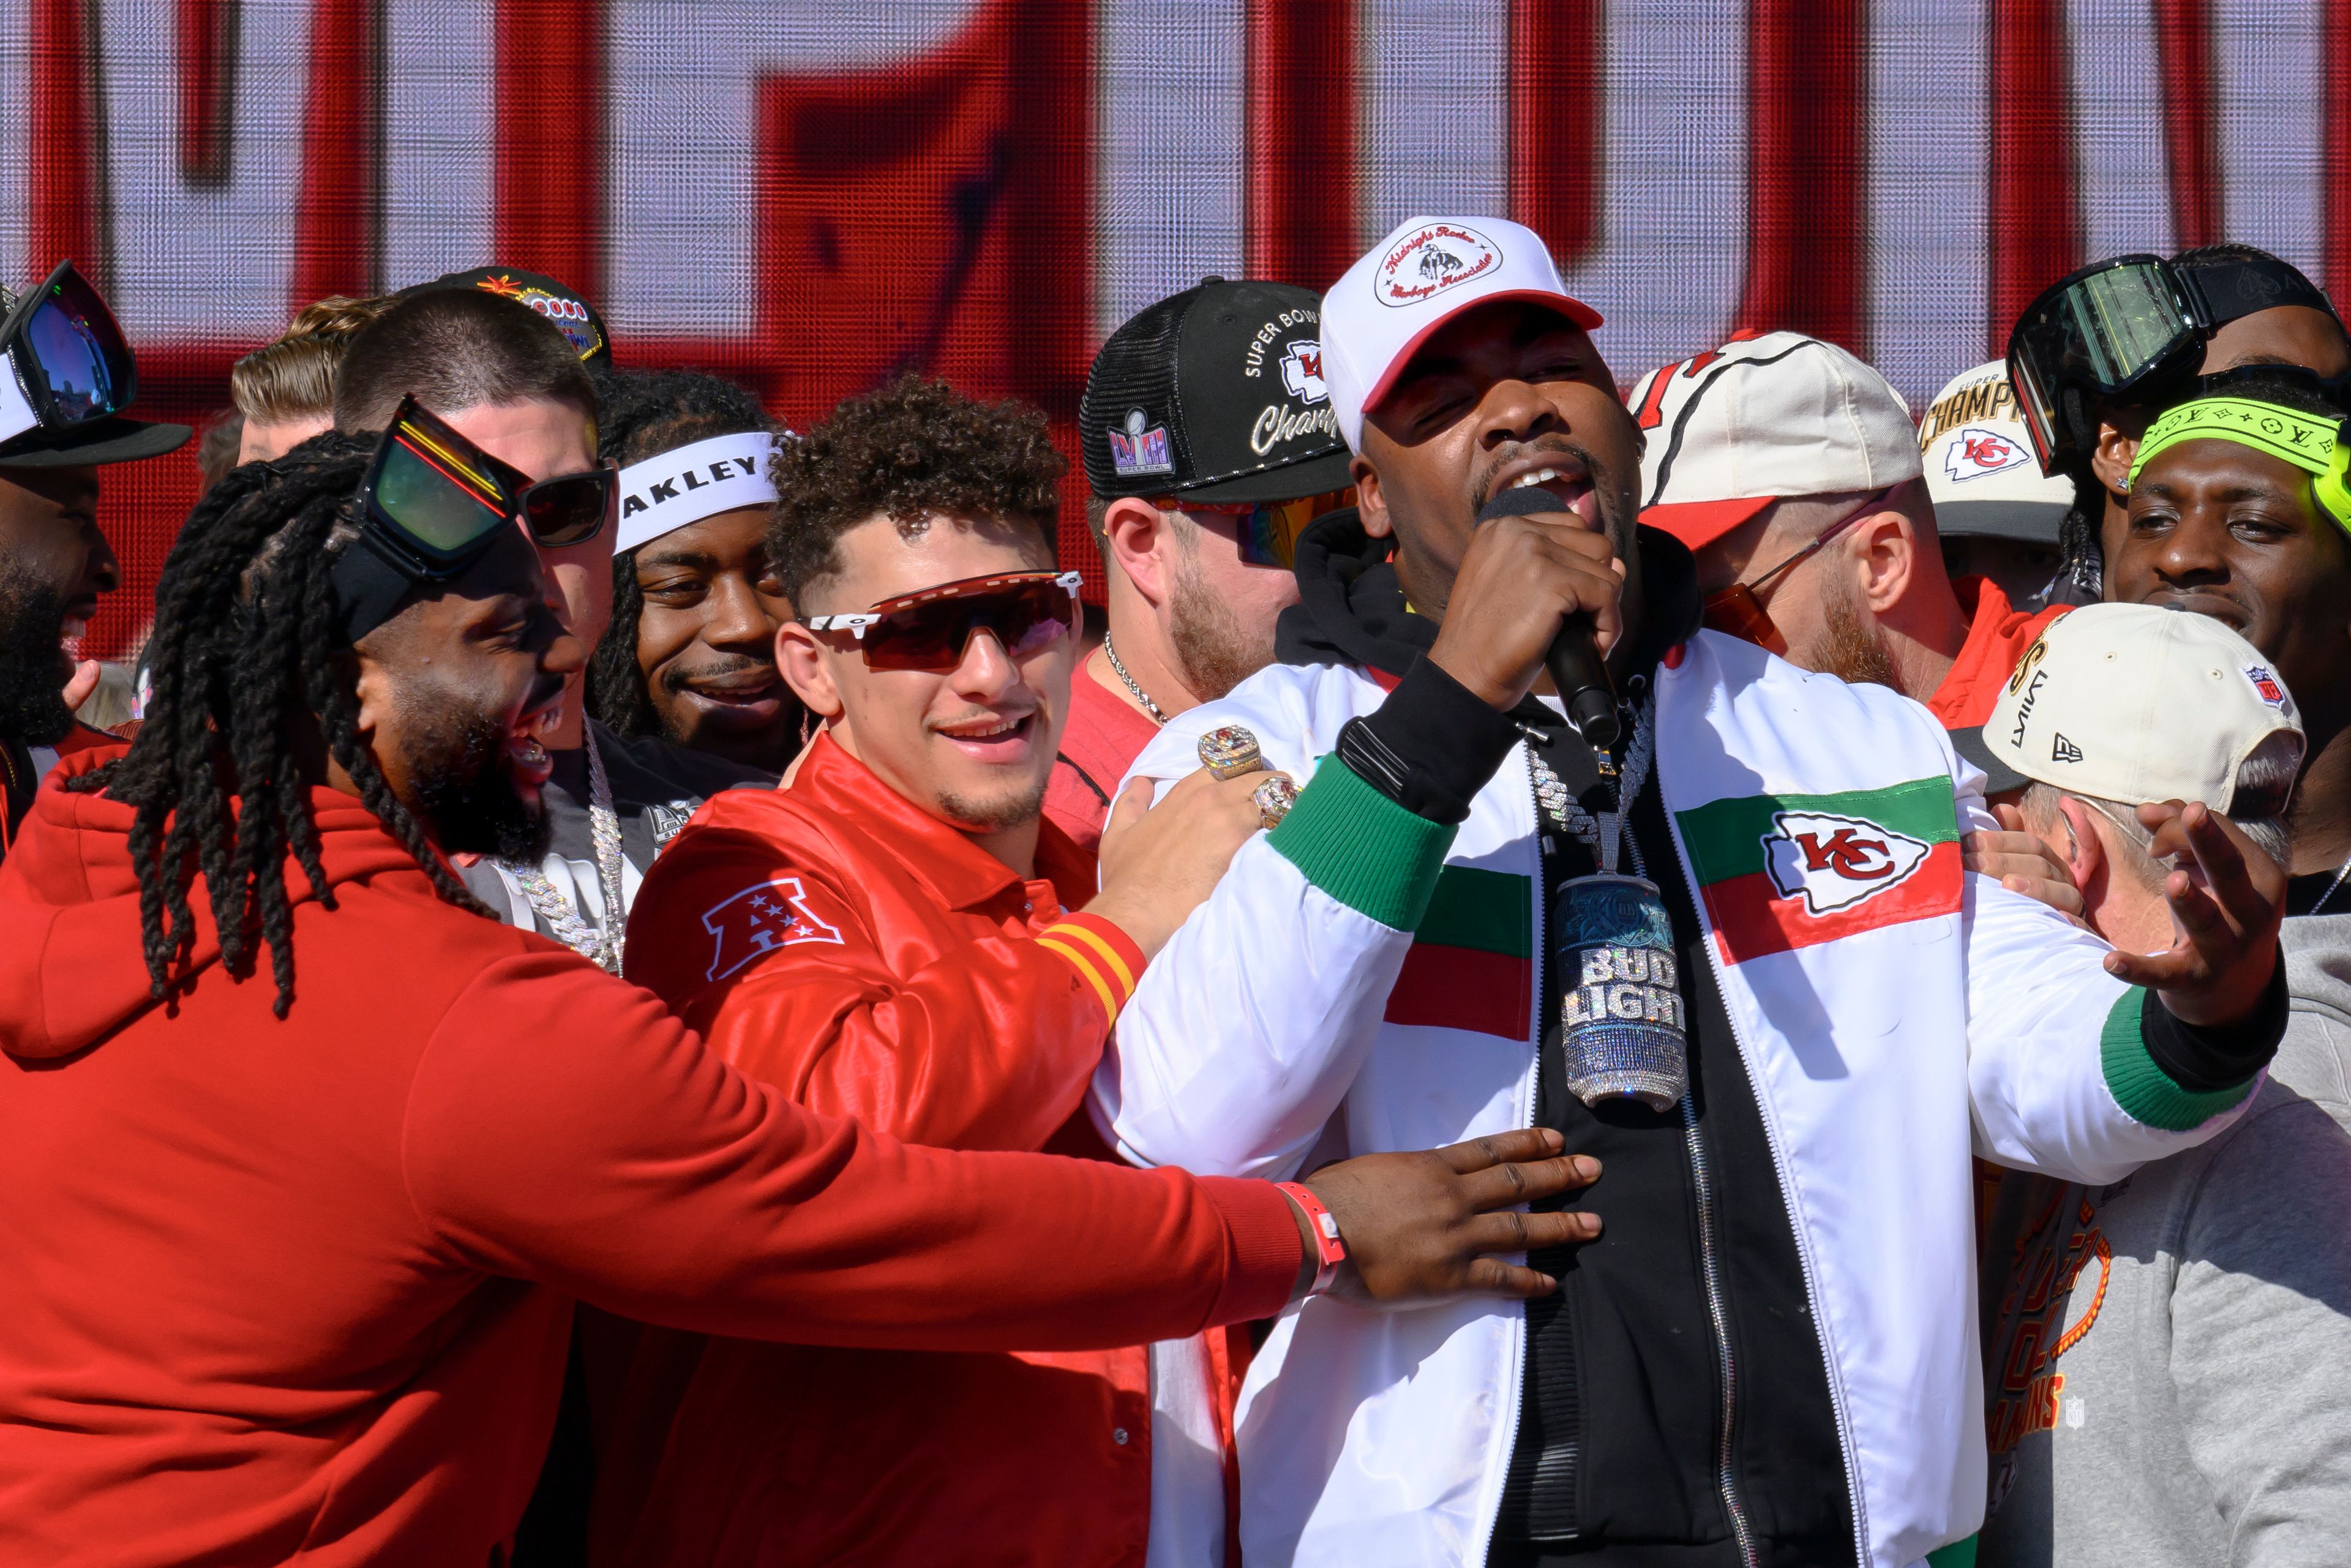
[{"xmin": 702, "ymin": 876, "xmax": 844, "ymax": 981}]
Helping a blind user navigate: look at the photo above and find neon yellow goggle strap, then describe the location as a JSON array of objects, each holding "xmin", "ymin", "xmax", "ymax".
[{"xmin": 2129, "ymin": 396, "xmax": 2351, "ymax": 534}]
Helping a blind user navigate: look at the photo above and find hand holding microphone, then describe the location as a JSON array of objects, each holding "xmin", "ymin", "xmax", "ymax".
[{"xmin": 1427, "ymin": 481, "xmax": 1626, "ymax": 744}]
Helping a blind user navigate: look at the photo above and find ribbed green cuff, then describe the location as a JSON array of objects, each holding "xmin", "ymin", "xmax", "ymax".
[
  {"xmin": 1925, "ymin": 1537, "xmax": 1977, "ymax": 1568},
  {"xmin": 2100, "ymin": 988, "xmax": 2259, "ymax": 1131},
  {"xmin": 1267, "ymin": 757, "xmax": 1457, "ymax": 931}
]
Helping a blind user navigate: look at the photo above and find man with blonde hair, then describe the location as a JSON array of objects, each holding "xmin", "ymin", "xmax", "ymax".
[{"xmin": 230, "ymin": 294, "xmax": 395, "ymax": 463}]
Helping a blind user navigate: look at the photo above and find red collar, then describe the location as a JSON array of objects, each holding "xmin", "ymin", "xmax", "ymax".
[
  {"xmin": 1927, "ymin": 577, "xmax": 2068, "ymax": 729},
  {"xmin": 790, "ymin": 732, "xmax": 1093, "ymax": 911}
]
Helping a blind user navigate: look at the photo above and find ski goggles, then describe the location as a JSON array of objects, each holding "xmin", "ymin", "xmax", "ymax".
[
  {"xmin": 333, "ymin": 396, "xmax": 617, "ymax": 638},
  {"xmin": 1158, "ymin": 488, "xmax": 1355, "ymax": 570},
  {"xmin": 2127, "ymin": 396, "xmax": 2351, "ymax": 536},
  {"xmin": 1699, "ymin": 488, "xmax": 1893, "ymax": 656},
  {"xmin": 801, "ymin": 570, "xmax": 1084, "ymax": 671},
  {"xmin": 0, "ymin": 261, "xmax": 138, "ymax": 449},
  {"xmin": 2007, "ymin": 251, "xmax": 2341, "ymax": 475}
]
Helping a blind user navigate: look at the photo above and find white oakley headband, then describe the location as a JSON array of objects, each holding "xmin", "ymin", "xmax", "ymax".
[{"xmin": 614, "ymin": 430, "xmax": 781, "ymax": 555}]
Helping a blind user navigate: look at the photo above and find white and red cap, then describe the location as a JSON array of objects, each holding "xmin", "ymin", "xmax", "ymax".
[
  {"xmin": 1628, "ymin": 331, "xmax": 1922, "ymax": 552},
  {"xmin": 1319, "ymin": 216, "xmax": 1603, "ymax": 453}
]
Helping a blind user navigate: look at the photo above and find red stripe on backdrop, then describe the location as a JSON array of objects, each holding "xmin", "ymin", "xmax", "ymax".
[
  {"xmin": 1733, "ymin": 0, "xmax": 1864, "ymax": 349},
  {"xmin": 176, "ymin": 0, "xmax": 234, "ymax": 186},
  {"xmin": 31, "ymin": 0, "xmax": 100, "ymax": 279},
  {"xmin": 2328, "ymin": 0, "xmax": 2351, "ymax": 309},
  {"xmin": 495, "ymin": 0, "xmax": 605, "ymax": 300},
  {"xmin": 1986, "ymin": 0, "xmax": 2079, "ymax": 355},
  {"xmin": 1509, "ymin": 0, "xmax": 1603, "ymax": 270},
  {"xmin": 2152, "ymin": 0, "xmax": 2218, "ymax": 250},
  {"xmin": 293, "ymin": 0, "xmax": 378, "ymax": 303},
  {"xmin": 1245, "ymin": 0, "xmax": 1356, "ymax": 295}
]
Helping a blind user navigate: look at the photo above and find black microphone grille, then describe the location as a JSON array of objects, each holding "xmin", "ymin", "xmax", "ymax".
[{"xmin": 1477, "ymin": 484, "xmax": 1573, "ymax": 524}]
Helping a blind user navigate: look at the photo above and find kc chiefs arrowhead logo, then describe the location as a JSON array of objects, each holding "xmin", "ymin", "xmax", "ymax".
[
  {"xmin": 1761, "ymin": 811, "xmax": 1931, "ymax": 916},
  {"xmin": 702, "ymin": 876, "xmax": 844, "ymax": 982}
]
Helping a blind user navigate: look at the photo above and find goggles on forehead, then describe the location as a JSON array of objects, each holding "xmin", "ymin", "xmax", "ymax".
[
  {"xmin": 332, "ymin": 395, "xmax": 617, "ymax": 639},
  {"xmin": 1699, "ymin": 488, "xmax": 1893, "ymax": 656},
  {"xmin": 2006, "ymin": 250, "xmax": 2342, "ymax": 475},
  {"xmin": 802, "ymin": 570, "xmax": 1084, "ymax": 672},
  {"xmin": 1157, "ymin": 489, "xmax": 1355, "ymax": 571},
  {"xmin": 2126, "ymin": 394, "xmax": 2351, "ymax": 536},
  {"xmin": 0, "ymin": 261, "xmax": 139, "ymax": 451}
]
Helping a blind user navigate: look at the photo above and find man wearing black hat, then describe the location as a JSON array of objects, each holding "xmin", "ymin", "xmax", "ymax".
[
  {"xmin": 0, "ymin": 264, "xmax": 190, "ymax": 865},
  {"xmin": 1051, "ymin": 279, "xmax": 1355, "ymax": 852}
]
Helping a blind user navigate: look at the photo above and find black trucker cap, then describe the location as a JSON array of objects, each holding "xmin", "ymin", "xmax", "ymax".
[
  {"xmin": 1081, "ymin": 277, "xmax": 1355, "ymax": 505},
  {"xmin": 403, "ymin": 266, "xmax": 610, "ymax": 367}
]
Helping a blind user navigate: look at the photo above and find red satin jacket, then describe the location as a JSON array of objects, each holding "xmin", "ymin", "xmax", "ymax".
[{"xmin": 603, "ymin": 733, "xmax": 1182, "ymax": 1567}]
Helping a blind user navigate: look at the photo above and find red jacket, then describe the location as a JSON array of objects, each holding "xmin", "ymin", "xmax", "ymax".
[
  {"xmin": 605, "ymin": 734, "xmax": 1182, "ymax": 1567},
  {"xmin": 1927, "ymin": 576, "xmax": 2067, "ymax": 729},
  {"xmin": 0, "ymin": 749, "xmax": 1300, "ymax": 1568}
]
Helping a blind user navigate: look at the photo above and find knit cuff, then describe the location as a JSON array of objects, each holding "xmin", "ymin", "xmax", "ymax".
[
  {"xmin": 2100, "ymin": 986, "xmax": 2265, "ymax": 1131},
  {"xmin": 1339, "ymin": 655, "xmax": 1524, "ymax": 825},
  {"xmin": 1197, "ymin": 1176, "xmax": 1310, "ymax": 1325},
  {"xmin": 1269, "ymin": 756, "xmax": 1457, "ymax": 931},
  {"xmin": 1036, "ymin": 912, "xmax": 1147, "ymax": 1026}
]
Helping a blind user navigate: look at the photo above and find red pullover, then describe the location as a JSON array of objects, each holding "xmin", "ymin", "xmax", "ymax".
[
  {"xmin": 602, "ymin": 733, "xmax": 1179, "ymax": 1566},
  {"xmin": 0, "ymin": 750, "xmax": 1302, "ymax": 1568}
]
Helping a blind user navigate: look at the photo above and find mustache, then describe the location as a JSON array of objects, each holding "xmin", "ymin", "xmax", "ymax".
[
  {"xmin": 657, "ymin": 653, "xmax": 774, "ymax": 694},
  {"xmin": 1470, "ymin": 436, "xmax": 1635, "ymax": 546}
]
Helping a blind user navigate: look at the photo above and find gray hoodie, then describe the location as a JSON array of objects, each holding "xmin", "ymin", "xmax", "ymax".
[{"xmin": 1976, "ymin": 913, "xmax": 2351, "ymax": 1567}]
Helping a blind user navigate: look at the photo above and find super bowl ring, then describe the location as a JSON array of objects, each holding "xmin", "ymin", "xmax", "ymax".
[
  {"xmin": 1198, "ymin": 724, "xmax": 1264, "ymax": 781},
  {"xmin": 1252, "ymin": 775, "xmax": 1299, "ymax": 830}
]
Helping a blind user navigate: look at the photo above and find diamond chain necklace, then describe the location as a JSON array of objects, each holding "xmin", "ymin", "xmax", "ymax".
[
  {"xmin": 1100, "ymin": 632, "xmax": 1168, "ymax": 726},
  {"xmin": 1526, "ymin": 694, "xmax": 1655, "ymax": 877},
  {"xmin": 503, "ymin": 724, "xmax": 629, "ymax": 973}
]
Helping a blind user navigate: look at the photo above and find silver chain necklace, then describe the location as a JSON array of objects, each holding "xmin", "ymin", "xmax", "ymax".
[
  {"xmin": 1100, "ymin": 631, "xmax": 1168, "ymax": 726},
  {"xmin": 503, "ymin": 724, "xmax": 629, "ymax": 973},
  {"xmin": 2309, "ymin": 849, "xmax": 2351, "ymax": 916},
  {"xmin": 1526, "ymin": 695, "xmax": 1655, "ymax": 877}
]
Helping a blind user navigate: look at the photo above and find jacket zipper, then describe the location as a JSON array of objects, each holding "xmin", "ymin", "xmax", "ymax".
[
  {"xmin": 1663, "ymin": 779, "xmax": 1873, "ymax": 1568},
  {"xmin": 1679, "ymin": 1092, "xmax": 1760, "ymax": 1568}
]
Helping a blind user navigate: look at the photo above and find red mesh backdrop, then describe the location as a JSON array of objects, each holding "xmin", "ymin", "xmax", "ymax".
[{"xmin": 1, "ymin": 0, "xmax": 2338, "ymax": 657}]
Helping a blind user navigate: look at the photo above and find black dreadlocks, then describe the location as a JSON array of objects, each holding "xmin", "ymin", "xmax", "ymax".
[
  {"xmin": 585, "ymin": 367, "xmax": 777, "ymax": 740},
  {"xmin": 66, "ymin": 434, "xmax": 487, "ymax": 1018}
]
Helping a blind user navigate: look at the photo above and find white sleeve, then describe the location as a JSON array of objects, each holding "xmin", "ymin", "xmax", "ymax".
[
  {"xmin": 1092, "ymin": 667, "xmax": 1453, "ymax": 1180},
  {"xmin": 1958, "ymin": 759, "xmax": 2267, "ymax": 1185}
]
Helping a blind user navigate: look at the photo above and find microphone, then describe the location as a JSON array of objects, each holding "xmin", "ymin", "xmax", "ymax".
[{"xmin": 1476, "ymin": 484, "xmax": 1622, "ymax": 749}]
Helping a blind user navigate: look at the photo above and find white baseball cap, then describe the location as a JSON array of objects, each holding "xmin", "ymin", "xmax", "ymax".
[
  {"xmin": 1319, "ymin": 216, "xmax": 1602, "ymax": 453},
  {"xmin": 1917, "ymin": 361, "xmax": 2077, "ymax": 544},
  {"xmin": 1982, "ymin": 602, "xmax": 2304, "ymax": 815},
  {"xmin": 1629, "ymin": 332, "xmax": 1923, "ymax": 552}
]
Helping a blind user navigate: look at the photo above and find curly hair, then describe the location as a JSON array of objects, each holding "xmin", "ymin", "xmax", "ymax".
[
  {"xmin": 767, "ymin": 374, "xmax": 1066, "ymax": 607},
  {"xmin": 230, "ymin": 294, "xmax": 397, "ymax": 427},
  {"xmin": 587, "ymin": 368, "xmax": 779, "ymax": 738},
  {"xmin": 66, "ymin": 433, "xmax": 487, "ymax": 1017}
]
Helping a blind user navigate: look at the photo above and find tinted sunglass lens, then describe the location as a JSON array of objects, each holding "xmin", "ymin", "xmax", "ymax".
[
  {"xmin": 1000, "ymin": 586, "xmax": 1074, "ymax": 656},
  {"xmin": 523, "ymin": 471, "xmax": 611, "ymax": 547},
  {"xmin": 24, "ymin": 298, "xmax": 120, "ymax": 422},
  {"xmin": 376, "ymin": 432, "xmax": 509, "ymax": 553}
]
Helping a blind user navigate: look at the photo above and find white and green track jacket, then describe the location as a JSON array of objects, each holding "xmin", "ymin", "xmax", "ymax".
[{"xmin": 1092, "ymin": 630, "xmax": 2267, "ymax": 1568}]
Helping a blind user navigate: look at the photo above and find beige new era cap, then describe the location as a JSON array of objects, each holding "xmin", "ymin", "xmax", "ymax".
[
  {"xmin": 1982, "ymin": 603, "xmax": 2304, "ymax": 814},
  {"xmin": 1630, "ymin": 331, "xmax": 1924, "ymax": 552},
  {"xmin": 1918, "ymin": 361, "xmax": 2075, "ymax": 544}
]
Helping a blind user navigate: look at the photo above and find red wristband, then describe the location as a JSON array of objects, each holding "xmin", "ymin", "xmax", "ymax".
[{"xmin": 1275, "ymin": 1181, "xmax": 1348, "ymax": 1298}]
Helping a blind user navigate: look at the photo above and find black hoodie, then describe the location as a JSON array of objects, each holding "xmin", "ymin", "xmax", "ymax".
[{"xmin": 1280, "ymin": 510, "xmax": 1862, "ymax": 1568}]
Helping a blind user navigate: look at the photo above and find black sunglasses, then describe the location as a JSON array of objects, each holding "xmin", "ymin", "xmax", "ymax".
[
  {"xmin": 0, "ymin": 260, "xmax": 138, "ymax": 448},
  {"xmin": 334, "ymin": 396, "xmax": 616, "ymax": 639}
]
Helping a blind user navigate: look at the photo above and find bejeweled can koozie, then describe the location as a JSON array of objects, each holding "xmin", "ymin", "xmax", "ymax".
[{"xmin": 1554, "ymin": 872, "xmax": 1688, "ymax": 1111}]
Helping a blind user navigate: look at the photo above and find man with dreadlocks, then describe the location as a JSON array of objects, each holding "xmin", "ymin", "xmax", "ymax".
[
  {"xmin": 586, "ymin": 367, "xmax": 804, "ymax": 772},
  {"xmin": 0, "ymin": 432, "xmax": 1602, "ymax": 1565},
  {"xmin": 332, "ymin": 285, "xmax": 767, "ymax": 973}
]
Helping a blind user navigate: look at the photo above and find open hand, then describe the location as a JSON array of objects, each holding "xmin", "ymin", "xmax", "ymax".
[
  {"xmin": 1088, "ymin": 765, "xmax": 1289, "ymax": 958},
  {"xmin": 2102, "ymin": 800, "xmax": 2284, "ymax": 1025},
  {"xmin": 1301, "ymin": 1128, "xmax": 1602, "ymax": 1307}
]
